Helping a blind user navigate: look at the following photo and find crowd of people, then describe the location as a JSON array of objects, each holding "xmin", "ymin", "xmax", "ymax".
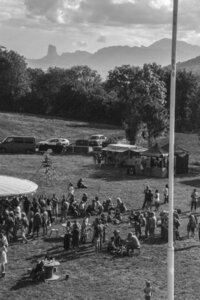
[{"xmin": 0, "ymin": 179, "xmax": 199, "ymax": 279}]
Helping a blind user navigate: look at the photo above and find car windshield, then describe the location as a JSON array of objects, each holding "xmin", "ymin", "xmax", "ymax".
[{"xmin": 90, "ymin": 136, "xmax": 99, "ymax": 140}]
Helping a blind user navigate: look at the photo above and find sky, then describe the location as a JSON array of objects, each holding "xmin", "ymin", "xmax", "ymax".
[{"xmin": 1, "ymin": 0, "xmax": 200, "ymax": 58}]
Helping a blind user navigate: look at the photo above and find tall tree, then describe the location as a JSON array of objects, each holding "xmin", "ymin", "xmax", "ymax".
[
  {"xmin": 175, "ymin": 70, "xmax": 199, "ymax": 131},
  {"xmin": 105, "ymin": 64, "xmax": 168, "ymax": 145},
  {"xmin": 0, "ymin": 48, "xmax": 29, "ymax": 111}
]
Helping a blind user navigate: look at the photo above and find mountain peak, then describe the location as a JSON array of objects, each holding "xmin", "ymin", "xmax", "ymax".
[
  {"xmin": 27, "ymin": 39, "xmax": 200, "ymax": 78},
  {"xmin": 47, "ymin": 45, "xmax": 58, "ymax": 57},
  {"xmin": 149, "ymin": 38, "xmax": 171, "ymax": 49}
]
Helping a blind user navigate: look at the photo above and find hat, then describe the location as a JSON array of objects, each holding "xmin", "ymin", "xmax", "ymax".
[{"xmin": 113, "ymin": 229, "xmax": 120, "ymax": 234}]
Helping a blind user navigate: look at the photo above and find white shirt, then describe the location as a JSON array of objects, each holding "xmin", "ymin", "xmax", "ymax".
[
  {"xmin": 1, "ymin": 249, "xmax": 7, "ymax": 264},
  {"xmin": 155, "ymin": 192, "xmax": 160, "ymax": 202}
]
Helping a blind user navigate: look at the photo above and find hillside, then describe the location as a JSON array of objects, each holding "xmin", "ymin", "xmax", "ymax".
[
  {"xmin": 0, "ymin": 112, "xmax": 199, "ymax": 163},
  {"xmin": 0, "ymin": 112, "xmax": 200, "ymax": 300},
  {"xmin": 0, "ymin": 113, "xmax": 123, "ymax": 143},
  {"xmin": 177, "ymin": 55, "xmax": 200, "ymax": 75},
  {"xmin": 27, "ymin": 39, "xmax": 200, "ymax": 78}
]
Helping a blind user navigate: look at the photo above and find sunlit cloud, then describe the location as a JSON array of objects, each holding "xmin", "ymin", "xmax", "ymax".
[
  {"xmin": 73, "ymin": 40, "xmax": 87, "ymax": 48},
  {"xmin": 0, "ymin": 0, "xmax": 200, "ymax": 58}
]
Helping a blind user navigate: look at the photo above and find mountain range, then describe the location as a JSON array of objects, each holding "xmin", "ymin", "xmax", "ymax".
[{"xmin": 27, "ymin": 38, "xmax": 200, "ymax": 78}]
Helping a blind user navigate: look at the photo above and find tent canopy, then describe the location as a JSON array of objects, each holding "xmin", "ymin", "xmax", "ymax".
[
  {"xmin": 142, "ymin": 143, "xmax": 169, "ymax": 157},
  {"xmin": 102, "ymin": 143, "xmax": 147, "ymax": 153},
  {"xmin": 161, "ymin": 143, "xmax": 189, "ymax": 155},
  {"xmin": 0, "ymin": 175, "xmax": 38, "ymax": 197}
]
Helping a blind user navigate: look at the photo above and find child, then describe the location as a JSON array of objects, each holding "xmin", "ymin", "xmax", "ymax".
[
  {"xmin": 0, "ymin": 245, "xmax": 8, "ymax": 278},
  {"xmin": 144, "ymin": 280, "xmax": 152, "ymax": 300}
]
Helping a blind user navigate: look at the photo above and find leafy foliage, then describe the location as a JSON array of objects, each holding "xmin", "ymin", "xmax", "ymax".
[
  {"xmin": 0, "ymin": 48, "xmax": 29, "ymax": 111},
  {"xmin": 1, "ymin": 48, "xmax": 200, "ymax": 136},
  {"xmin": 106, "ymin": 64, "xmax": 168, "ymax": 145}
]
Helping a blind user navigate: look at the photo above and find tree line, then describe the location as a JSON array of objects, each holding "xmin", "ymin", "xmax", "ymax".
[{"xmin": 0, "ymin": 47, "xmax": 200, "ymax": 145}]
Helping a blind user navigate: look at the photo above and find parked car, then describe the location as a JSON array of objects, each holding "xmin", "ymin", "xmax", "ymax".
[
  {"xmin": 88, "ymin": 134, "xmax": 107, "ymax": 146},
  {"xmin": 38, "ymin": 138, "xmax": 70, "ymax": 153},
  {"xmin": 0, "ymin": 136, "xmax": 36, "ymax": 154}
]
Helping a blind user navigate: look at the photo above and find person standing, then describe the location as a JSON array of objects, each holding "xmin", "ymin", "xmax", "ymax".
[
  {"xmin": 32, "ymin": 210, "xmax": 42, "ymax": 238},
  {"xmin": 46, "ymin": 198, "xmax": 53, "ymax": 224},
  {"xmin": 154, "ymin": 189, "xmax": 160, "ymax": 211},
  {"xmin": 0, "ymin": 232, "xmax": 8, "ymax": 248},
  {"xmin": 41, "ymin": 209, "xmax": 48, "ymax": 236},
  {"xmin": 164, "ymin": 184, "xmax": 169, "ymax": 204},
  {"xmin": 52, "ymin": 194, "xmax": 59, "ymax": 219},
  {"xmin": 0, "ymin": 245, "xmax": 8, "ymax": 278},
  {"xmin": 191, "ymin": 189, "xmax": 199, "ymax": 212},
  {"xmin": 144, "ymin": 281, "xmax": 152, "ymax": 300},
  {"xmin": 27, "ymin": 207, "xmax": 34, "ymax": 235},
  {"xmin": 21, "ymin": 213, "xmax": 29, "ymax": 243},
  {"xmin": 146, "ymin": 190, "xmax": 153, "ymax": 211},
  {"xmin": 142, "ymin": 186, "xmax": 150, "ymax": 210},
  {"xmin": 23, "ymin": 196, "xmax": 31, "ymax": 216}
]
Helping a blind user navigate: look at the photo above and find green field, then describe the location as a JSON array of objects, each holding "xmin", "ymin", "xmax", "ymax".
[{"xmin": 0, "ymin": 112, "xmax": 200, "ymax": 300}]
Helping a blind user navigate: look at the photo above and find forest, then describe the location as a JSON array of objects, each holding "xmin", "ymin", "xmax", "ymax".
[{"xmin": 0, "ymin": 47, "xmax": 200, "ymax": 145}]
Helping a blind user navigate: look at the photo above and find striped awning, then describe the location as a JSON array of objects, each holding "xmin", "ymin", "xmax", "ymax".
[{"xmin": 0, "ymin": 175, "xmax": 38, "ymax": 197}]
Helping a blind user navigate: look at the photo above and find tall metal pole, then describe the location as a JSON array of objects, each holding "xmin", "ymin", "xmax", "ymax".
[{"xmin": 168, "ymin": 1, "xmax": 179, "ymax": 300}]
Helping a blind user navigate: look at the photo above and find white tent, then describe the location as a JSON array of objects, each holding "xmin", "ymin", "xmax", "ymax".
[{"xmin": 0, "ymin": 175, "xmax": 38, "ymax": 197}]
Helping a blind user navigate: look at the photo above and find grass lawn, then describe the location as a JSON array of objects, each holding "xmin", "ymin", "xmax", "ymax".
[{"xmin": 0, "ymin": 112, "xmax": 200, "ymax": 300}]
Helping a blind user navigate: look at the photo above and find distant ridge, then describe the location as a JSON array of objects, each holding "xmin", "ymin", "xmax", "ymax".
[
  {"xmin": 177, "ymin": 55, "xmax": 200, "ymax": 75},
  {"xmin": 27, "ymin": 39, "xmax": 200, "ymax": 78}
]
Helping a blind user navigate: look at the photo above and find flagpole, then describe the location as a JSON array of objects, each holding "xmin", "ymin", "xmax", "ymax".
[{"xmin": 168, "ymin": 1, "xmax": 179, "ymax": 300}]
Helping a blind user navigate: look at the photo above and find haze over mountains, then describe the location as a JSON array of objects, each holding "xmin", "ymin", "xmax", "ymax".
[{"xmin": 27, "ymin": 38, "xmax": 200, "ymax": 78}]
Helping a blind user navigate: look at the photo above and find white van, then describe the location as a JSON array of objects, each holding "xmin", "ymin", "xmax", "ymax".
[{"xmin": 0, "ymin": 136, "xmax": 36, "ymax": 154}]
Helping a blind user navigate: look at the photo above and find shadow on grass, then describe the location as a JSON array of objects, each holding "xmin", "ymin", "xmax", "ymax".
[
  {"xmin": 26, "ymin": 243, "xmax": 95, "ymax": 264},
  {"xmin": 180, "ymin": 211, "xmax": 200, "ymax": 219},
  {"xmin": 175, "ymin": 244, "xmax": 200, "ymax": 252},
  {"xmin": 10, "ymin": 275, "xmax": 43, "ymax": 291},
  {"xmin": 179, "ymin": 179, "xmax": 200, "ymax": 188},
  {"xmin": 52, "ymin": 244, "xmax": 95, "ymax": 262},
  {"xmin": 89, "ymin": 166, "xmax": 150, "ymax": 182},
  {"xmin": 43, "ymin": 237, "xmax": 63, "ymax": 243}
]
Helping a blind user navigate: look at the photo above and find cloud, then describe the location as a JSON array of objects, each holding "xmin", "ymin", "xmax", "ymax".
[
  {"xmin": 74, "ymin": 40, "xmax": 87, "ymax": 48},
  {"xmin": 3, "ymin": 0, "xmax": 200, "ymax": 34},
  {"xmin": 1, "ymin": 0, "xmax": 200, "ymax": 57},
  {"xmin": 97, "ymin": 35, "xmax": 107, "ymax": 43},
  {"xmin": 72, "ymin": 0, "xmax": 172, "ymax": 26}
]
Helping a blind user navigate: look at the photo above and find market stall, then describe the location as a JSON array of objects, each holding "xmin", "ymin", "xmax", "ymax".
[
  {"xmin": 141, "ymin": 142, "xmax": 189, "ymax": 177},
  {"xmin": 101, "ymin": 144, "xmax": 147, "ymax": 173},
  {"xmin": 161, "ymin": 143, "xmax": 189, "ymax": 174},
  {"xmin": 141, "ymin": 144, "xmax": 169, "ymax": 178}
]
